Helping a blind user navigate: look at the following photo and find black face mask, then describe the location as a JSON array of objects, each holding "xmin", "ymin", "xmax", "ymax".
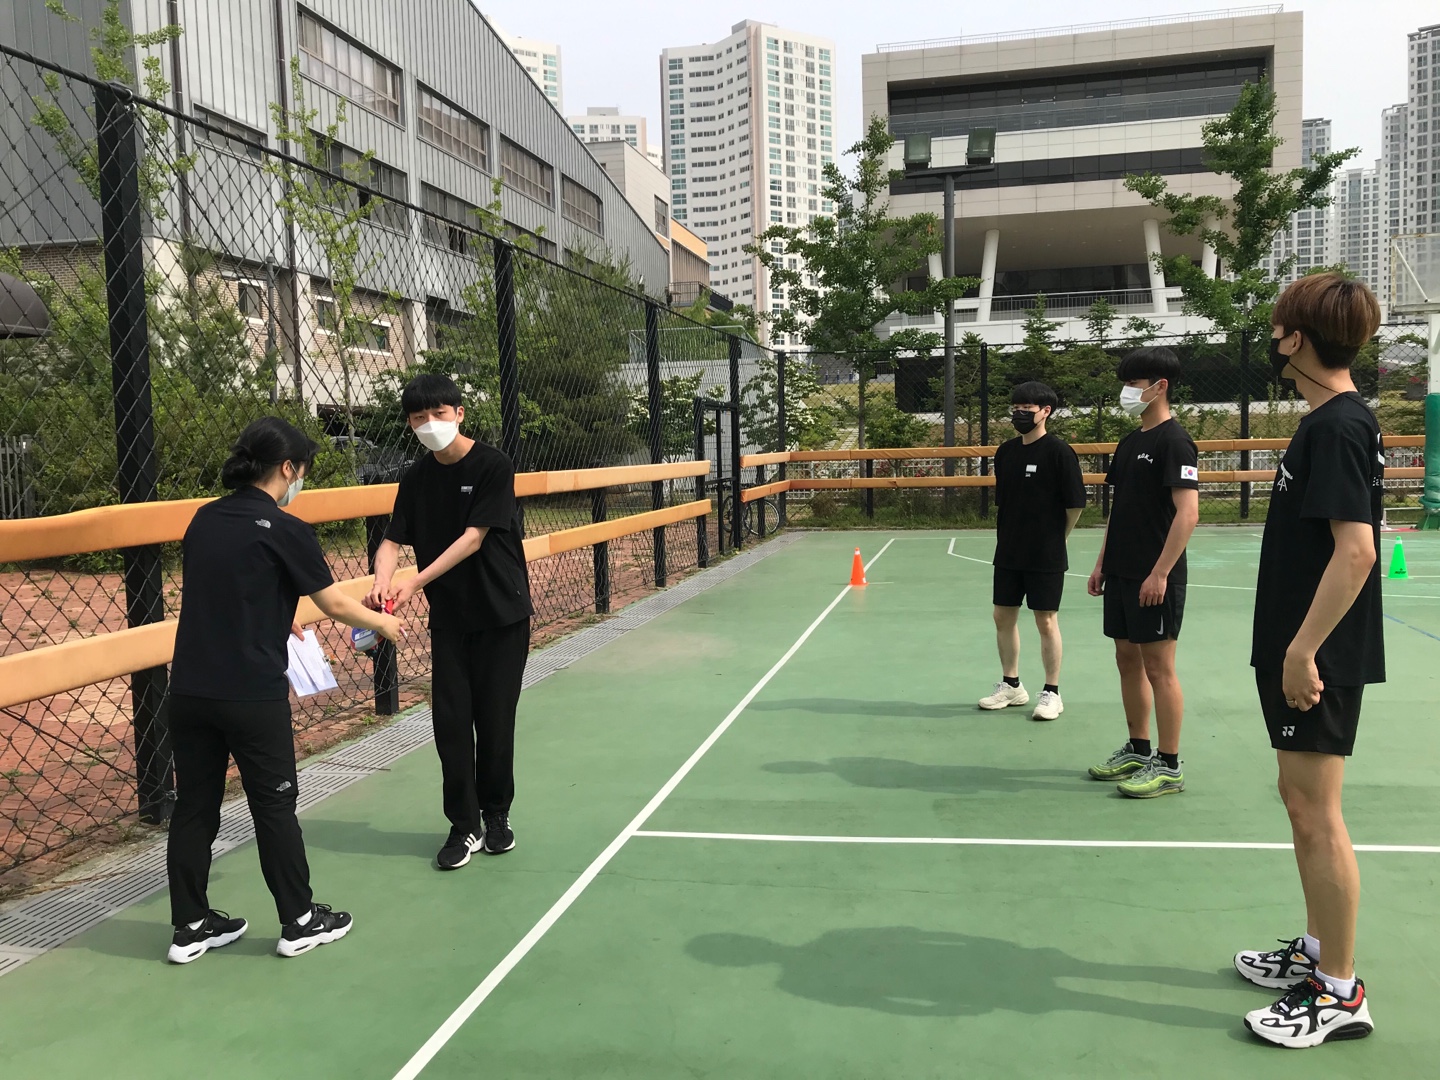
[
  {"xmin": 1011, "ymin": 409, "xmax": 1039, "ymax": 434},
  {"xmin": 1270, "ymin": 332, "xmax": 1350, "ymax": 391},
  {"xmin": 1268, "ymin": 336, "xmax": 1292, "ymax": 382}
]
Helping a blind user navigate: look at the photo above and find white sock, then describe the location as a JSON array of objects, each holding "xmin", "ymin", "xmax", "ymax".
[
  {"xmin": 1301, "ymin": 933, "xmax": 1321, "ymax": 961},
  {"xmin": 294, "ymin": 908, "xmax": 313, "ymax": 927},
  {"xmin": 186, "ymin": 918, "xmax": 205, "ymax": 931},
  {"xmin": 1317, "ymin": 968, "xmax": 1357, "ymax": 999}
]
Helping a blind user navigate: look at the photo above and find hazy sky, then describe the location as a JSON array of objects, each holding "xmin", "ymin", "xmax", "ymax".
[{"xmin": 482, "ymin": 0, "xmax": 1433, "ymax": 168}]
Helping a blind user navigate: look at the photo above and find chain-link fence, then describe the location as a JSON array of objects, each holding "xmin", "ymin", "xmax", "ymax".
[{"xmin": 0, "ymin": 43, "xmax": 780, "ymax": 885}]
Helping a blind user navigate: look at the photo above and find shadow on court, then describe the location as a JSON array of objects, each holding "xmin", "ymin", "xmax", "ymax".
[
  {"xmin": 687, "ymin": 927, "xmax": 1231, "ymax": 1028},
  {"xmin": 749, "ymin": 698, "xmax": 969, "ymax": 719},
  {"xmin": 765, "ymin": 758, "xmax": 1088, "ymax": 795},
  {"xmin": 75, "ymin": 916, "xmax": 274, "ymax": 962},
  {"xmin": 300, "ymin": 818, "xmax": 438, "ymax": 861}
]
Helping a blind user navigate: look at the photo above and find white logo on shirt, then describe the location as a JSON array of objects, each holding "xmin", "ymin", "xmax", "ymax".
[
  {"xmin": 1179, "ymin": 465, "xmax": 1198, "ymax": 482},
  {"xmin": 1025, "ymin": 464, "xmax": 1038, "ymax": 475},
  {"xmin": 460, "ymin": 485, "xmax": 474, "ymax": 494},
  {"xmin": 1136, "ymin": 453, "xmax": 1154, "ymax": 464},
  {"xmin": 255, "ymin": 519, "xmax": 272, "ymax": 529},
  {"xmin": 1276, "ymin": 463, "xmax": 1293, "ymax": 493},
  {"xmin": 1282, "ymin": 725, "xmax": 1295, "ymax": 737}
]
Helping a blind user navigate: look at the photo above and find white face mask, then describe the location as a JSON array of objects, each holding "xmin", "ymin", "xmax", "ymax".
[
  {"xmin": 1119, "ymin": 384, "xmax": 1153, "ymax": 418},
  {"xmin": 414, "ymin": 419, "xmax": 458, "ymax": 453},
  {"xmin": 277, "ymin": 475, "xmax": 303, "ymax": 507}
]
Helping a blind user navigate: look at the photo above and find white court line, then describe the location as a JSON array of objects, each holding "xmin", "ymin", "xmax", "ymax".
[
  {"xmin": 633, "ymin": 830, "xmax": 1440, "ymax": 855},
  {"xmin": 389, "ymin": 540, "xmax": 896, "ymax": 1080}
]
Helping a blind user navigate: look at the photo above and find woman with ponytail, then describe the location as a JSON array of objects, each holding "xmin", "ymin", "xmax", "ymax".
[{"xmin": 165, "ymin": 417, "xmax": 402, "ymax": 964}]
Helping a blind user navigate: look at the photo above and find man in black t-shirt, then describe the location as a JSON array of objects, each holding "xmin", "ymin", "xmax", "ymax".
[
  {"xmin": 1234, "ymin": 274, "xmax": 1382, "ymax": 1048},
  {"xmin": 1085, "ymin": 348, "xmax": 1199, "ymax": 799},
  {"xmin": 980, "ymin": 381, "xmax": 1087, "ymax": 721},
  {"xmin": 371, "ymin": 374, "xmax": 534, "ymax": 871}
]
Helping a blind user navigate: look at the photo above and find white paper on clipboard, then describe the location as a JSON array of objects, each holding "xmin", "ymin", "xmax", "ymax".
[{"xmin": 286, "ymin": 629, "xmax": 339, "ymax": 697}]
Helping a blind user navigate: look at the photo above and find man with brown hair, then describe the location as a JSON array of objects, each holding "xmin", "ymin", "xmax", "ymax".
[{"xmin": 1235, "ymin": 273, "xmax": 1384, "ymax": 1047}]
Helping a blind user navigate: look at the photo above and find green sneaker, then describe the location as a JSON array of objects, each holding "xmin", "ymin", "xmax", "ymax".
[
  {"xmin": 1087, "ymin": 742, "xmax": 1153, "ymax": 781},
  {"xmin": 1117, "ymin": 757, "xmax": 1185, "ymax": 799}
]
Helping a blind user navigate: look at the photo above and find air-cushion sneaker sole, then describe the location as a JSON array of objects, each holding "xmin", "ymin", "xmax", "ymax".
[
  {"xmin": 167, "ymin": 915, "xmax": 248, "ymax": 964},
  {"xmin": 1244, "ymin": 976, "xmax": 1373, "ymax": 1048},
  {"xmin": 1087, "ymin": 743, "xmax": 1153, "ymax": 780},
  {"xmin": 276, "ymin": 905, "xmax": 353, "ymax": 958}
]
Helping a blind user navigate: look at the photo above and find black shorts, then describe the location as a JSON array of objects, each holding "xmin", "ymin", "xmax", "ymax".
[
  {"xmin": 1102, "ymin": 574, "xmax": 1186, "ymax": 644},
  {"xmin": 1255, "ymin": 669, "xmax": 1364, "ymax": 757},
  {"xmin": 993, "ymin": 567, "xmax": 1065, "ymax": 611}
]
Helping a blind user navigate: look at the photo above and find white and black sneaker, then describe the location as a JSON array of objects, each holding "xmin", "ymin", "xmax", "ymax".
[
  {"xmin": 481, "ymin": 811, "xmax": 515, "ymax": 855},
  {"xmin": 276, "ymin": 904, "xmax": 353, "ymax": 958},
  {"xmin": 1244, "ymin": 974, "xmax": 1373, "ymax": 1048},
  {"xmin": 1235, "ymin": 937, "xmax": 1318, "ymax": 989},
  {"xmin": 437, "ymin": 830, "xmax": 483, "ymax": 870},
  {"xmin": 167, "ymin": 910, "xmax": 248, "ymax": 964}
]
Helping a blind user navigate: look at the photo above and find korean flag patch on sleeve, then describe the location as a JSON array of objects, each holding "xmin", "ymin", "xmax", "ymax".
[{"xmin": 1179, "ymin": 465, "xmax": 1199, "ymax": 482}]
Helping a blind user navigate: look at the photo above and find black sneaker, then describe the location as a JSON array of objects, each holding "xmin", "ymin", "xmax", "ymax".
[
  {"xmin": 1244, "ymin": 974, "xmax": 1373, "ymax": 1048},
  {"xmin": 481, "ymin": 811, "xmax": 515, "ymax": 855},
  {"xmin": 1235, "ymin": 937, "xmax": 1318, "ymax": 990},
  {"xmin": 437, "ymin": 830, "xmax": 482, "ymax": 870},
  {"xmin": 275, "ymin": 904, "xmax": 353, "ymax": 958},
  {"xmin": 167, "ymin": 910, "xmax": 248, "ymax": 964}
]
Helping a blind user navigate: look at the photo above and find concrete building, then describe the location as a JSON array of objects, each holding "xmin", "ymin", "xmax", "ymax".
[
  {"xmin": 1406, "ymin": 25, "xmax": 1440, "ymax": 233},
  {"xmin": 1, "ymin": 0, "xmax": 669, "ymax": 409},
  {"xmin": 488, "ymin": 16, "xmax": 563, "ymax": 112},
  {"xmin": 1382, "ymin": 104, "xmax": 1409, "ymax": 242},
  {"xmin": 568, "ymin": 107, "xmax": 649, "ymax": 155},
  {"xmin": 661, "ymin": 20, "xmax": 838, "ymax": 340},
  {"xmin": 1335, "ymin": 163, "xmax": 1385, "ymax": 298},
  {"xmin": 864, "ymin": 7, "xmax": 1304, "ymax": 344},
  {"xmin": 1262, "ymin": 118, "xmax": 1334, "ymax": 288}
]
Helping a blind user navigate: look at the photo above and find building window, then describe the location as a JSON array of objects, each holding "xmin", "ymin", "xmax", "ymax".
[
  {"xmin": 653, "ymin": 194, "xmax": 669, "ymax": 235},
  {"xmin": 358, "ymin": 321, "xmax": 390, "ymax": 352},
  {"xmin": 504, "ymin": 221, "xmax": 557, "ymax": 260},
  {"xmin": 500, "ymin": 138, "xmax": 554, "ymax": 206},
  {"xmin": 320, "ymin": 138, "xmax": 409, "ymax": 231},
  {"xmin": 298, "ymin": 9, "xmax": 402, "ymax": 124},
  {"xmin": 194, "ymin": 106, "xmax": 266, "ymax": 160},
  {"xmin": 562, "ymin": 175, "xmax": 603, "ymax": 234},
  {"xmin": 417, "ymin": 85, "xmax": 489, "ymax": 171},
  {"xmin": 237, "ymin": 281, "xmax": 265, "ymax": 319},
  {"xmin": 421, "ymin": 183, "xmax": 480, "ymax": 256},
  {"xmin": 315, "ymin": 296, "xmax": 338, "ymax": 331}
]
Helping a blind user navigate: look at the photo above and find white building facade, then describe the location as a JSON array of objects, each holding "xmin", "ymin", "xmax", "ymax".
[
  {"xmin": 489, "ymin": 18, "xmax": 563, "ymax": 112},
  {"xmin": 865, "ymin": 8, "xmax": 1305, "ymax": 345},
  {"xmin": 1335, "ymin": 164, "xmax": 1385, "ymax": 298},
  {"xmin": 1262, "ymin": 118, "xmax": 1334, "ymax": 287},
  {"xmin": 567, "ymin": 107, "xmax": 658, "ymax": 165},
  {"xmin": 660, "ymin": 20, "xmax": 838, "ymax": 340}
]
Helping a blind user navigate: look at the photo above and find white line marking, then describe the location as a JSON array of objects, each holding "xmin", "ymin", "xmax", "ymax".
[
  {"xmin": 631, "ymin": 831, "xmax": 1440, "ymax": 854},
  {"xmin": 389, "ymin": 541, "xmax": 896, "ymax": 1079}
]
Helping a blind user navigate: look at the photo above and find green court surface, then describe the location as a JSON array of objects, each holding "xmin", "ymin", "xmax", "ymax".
[{"xmin": 4, "ymin": 527, "xmax": 1440, "ymax": 1079}]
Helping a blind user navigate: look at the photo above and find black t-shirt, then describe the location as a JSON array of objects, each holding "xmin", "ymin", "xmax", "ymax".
[
  {"xmin": 170, "ymin": 486, "xmax": 335, "ymax": 701},
  {"xmin": 993, "ymin": 433, "xmax": 1088, "ymax": 572},
  {"xmin": 1102, "ymin": 419, "xmax": 1200, "ymax": 581},
  {"xmin": 384, "ymin": 441, "xmax": 533, "ymax": 633},
  {"xmin": 1251, "ymin": 393, "xmax": 1385, "ymax": 684}
]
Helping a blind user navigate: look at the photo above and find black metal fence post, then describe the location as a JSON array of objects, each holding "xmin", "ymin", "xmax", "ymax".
[
  {"xmin": 365, "ymin": 512, "xmax": 399, "ymax": 715},
  {"xmin": 494, "ymin": 236, "xmax": 524, "ymax": 532},
  {"xmin": 865, "ymin": 458, "xmax": 874, "ymax": 518},
  {"xmin": 776, "ymin": 350, "xmax": 788, "ymax": 527},
  {"xmin": 979, "ymin": 341, "xmax": 991, "ymax": 520},
  {"xmin": 694, "ymin": 397, "xmax": 708, "ymax": 568},
  {"xmin": 729, "ymin": 335, "xmax": 743, "ymax": 551},
  {"xmin": 95, "ymin": 82, "xmax": 173, "ymax": 825},
  {"xmin": 591, "ymin": 480, "xmax": 610, "ymax": 614},
  {"xmin": 757, "ymin": 463, "xmax": 767, "ymax": 536},
  {"xmin": 645, "ymin": 301, "xmax": 666, "ymax": 585},
  {"xmin": 1238, "ymin": 330, "xmax": 1252, "ymax": 519}
]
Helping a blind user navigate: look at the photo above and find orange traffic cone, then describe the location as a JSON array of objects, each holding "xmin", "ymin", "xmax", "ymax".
[{"xmin": 849, "ymin": 548, "xmax": 867, "ymax": 587}]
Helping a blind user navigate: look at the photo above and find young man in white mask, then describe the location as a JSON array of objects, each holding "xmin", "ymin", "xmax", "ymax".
[
  {"xmin": 369, "ymin": 374, "xmax": 533, "ymax": 869},
  {"xmin": 1085, "ymin": 348, "xmax": 1199, "ymax": 798}
]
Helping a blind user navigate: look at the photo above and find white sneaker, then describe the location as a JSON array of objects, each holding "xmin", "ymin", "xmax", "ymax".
[
  {"xmin": 978, "ymin": 681, "xmax": 1029, "ymax": 710},
  {"xmin": 1031, "ymin": 690, "xmax": 1063, "ymax": 721}
]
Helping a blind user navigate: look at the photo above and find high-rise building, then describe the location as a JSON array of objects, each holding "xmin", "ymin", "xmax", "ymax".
[
  {"xmin": 1405, "ymin": 25, "xmax": 1440, "ymax": 233},
  {"xmin": 1335, "ymin": 163, "xmax": 1385, "ymax": 298},
  {"xmin": 489, "ymin": 17, "xmax": 563, "ymax": 112},
  {"xmin": 567, "ymin": 107, "xmax": 649, "ymax": 156},
  {"xmin": 1381, "ymin": 104, "xmax": 1409, "ymax": 241},
  {"xmin": 1262, "ymin": 119, "xmax": 1334, "ymax": 288},
  {"xmin": 661, "ymin": 20, "xmax": 838, "ymax": 339}
]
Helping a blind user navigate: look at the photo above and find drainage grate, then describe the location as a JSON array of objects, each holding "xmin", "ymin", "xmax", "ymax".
[{"xmin": 0, "ymin": 533, "xmax": 805, "ymax": 976}]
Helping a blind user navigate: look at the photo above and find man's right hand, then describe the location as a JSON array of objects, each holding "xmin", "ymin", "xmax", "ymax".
[
  {"xmin": 364, "ymin": 581, "xmax": 390, "ymax": 610},
  {"xmin": 1087, "ymin": 566, "xmax": 1105, "ymax": 597}
]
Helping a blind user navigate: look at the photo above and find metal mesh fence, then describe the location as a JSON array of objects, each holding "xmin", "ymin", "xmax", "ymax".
[{"xmin": 0, "ymin": 44, "xmax": 778, "ymax": 885}]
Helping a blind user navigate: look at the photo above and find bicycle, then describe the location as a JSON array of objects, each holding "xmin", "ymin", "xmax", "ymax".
[{"xmin": 718, "ymin": 491, "xmax": 781, "ymax": 540}]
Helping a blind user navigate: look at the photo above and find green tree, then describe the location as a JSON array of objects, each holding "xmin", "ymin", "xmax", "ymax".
[
  {"xmin": 748, "ymin": 116, "xmax": 977, "ymax": 448},
  {"xmin": 739, "ymin": 355, "xmax": 837, "ymax": 453}
]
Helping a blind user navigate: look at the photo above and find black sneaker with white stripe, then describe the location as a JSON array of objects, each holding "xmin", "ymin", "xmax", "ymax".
[
  {"xmin": 276, "ymin": 904, "xmax": 352, "ymax": 958},
  {"xmin": 167, "ymin": 910, "xmax": 248, "ymax": 964},
  {"xmin": 1244, "ymin": 974, "xmax": 1373, "ymax": 1048},
  {"xmin": 481, "ymin": 811, "xmax": 515, "ymax": 855},
  {"xmin": 437, "ymin": 829, "xmax": 482, "ymax": 870},
  {"xmin": 1235, "ymin": 937, "xmax": 1318, "ymax": 989}
]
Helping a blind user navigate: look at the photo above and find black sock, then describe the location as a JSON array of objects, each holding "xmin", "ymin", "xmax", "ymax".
[
  {"xmin": 1129, "ymin": 738, "xmax": 1151, "ymax": 756},
  {"xmin": 1003, "ymin": 676, "xmax": 1020, "ymax": 688},
  {"xmin": 1043, "ymin": 684, "xmax": 1059, "ymax": 694},
  {"xmin": 1158, "ymin": 751, "xmax": 1179, "ymax": 770}
]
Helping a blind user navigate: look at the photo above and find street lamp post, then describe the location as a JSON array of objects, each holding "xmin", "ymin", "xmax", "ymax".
[{"xmin": 903, "ymin": 130, "xmax": 996, "ymax": 507}]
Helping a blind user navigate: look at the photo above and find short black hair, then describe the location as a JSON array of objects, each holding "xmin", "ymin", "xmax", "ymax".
[
  {"xmin": 1116, "ymin": 347, "xmax": 1181, "ymax": 392},
  {"xmin": 400, "ymin": 372, "xmax": 462, "ymax": 415},
  {"xmin": 220, "ymin": 416, "xmax": 319, "ymax": 490},
  {"xmin": 1010, "ymin": 381, "xmax": 1058, "ymax": 410}
]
